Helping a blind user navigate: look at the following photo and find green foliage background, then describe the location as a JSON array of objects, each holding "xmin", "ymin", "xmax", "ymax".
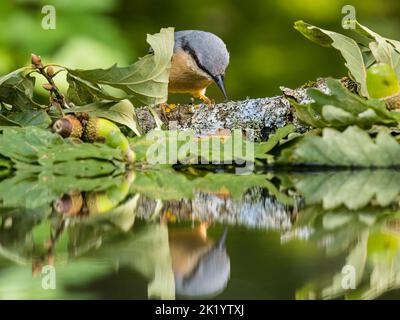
[{"xmin": 2, "ymin": 0, "xmax": 400, "ymax": 102}]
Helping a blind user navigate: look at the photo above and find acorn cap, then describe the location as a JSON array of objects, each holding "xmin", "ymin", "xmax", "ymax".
[
  {"xmin": 53, "ymin": 191, "xmax": 83, "ymax": 216},
  {"xmin": 83, "ymin": 117, "xmax": 101, "ymax": 143},
  {"xmin": 384, "ymin": 93, "xmax": 400, "ymax": 110},
  {"xmin": 85, "ymin": 192, "xmax": 99, "ymax": 214}
]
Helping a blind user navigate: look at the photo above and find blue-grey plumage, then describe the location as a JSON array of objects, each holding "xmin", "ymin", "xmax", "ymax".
[
  {"xmin": 169, "ymin": 30, "xmax": 229, "ymax": 104},
  {"xmin": 173, "ymin": 228, "xmax": 230, "ymax": 298}
]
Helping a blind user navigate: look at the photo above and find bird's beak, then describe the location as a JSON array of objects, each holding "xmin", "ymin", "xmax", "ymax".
[{"xmin": 213, "ymin": 75, "xmax": 228, "ymax": 100}]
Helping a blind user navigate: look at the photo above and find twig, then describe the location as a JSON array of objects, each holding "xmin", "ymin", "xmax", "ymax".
[{"xmin": 31, "ymin": 54, "xmax": 69, "ymax": 115}]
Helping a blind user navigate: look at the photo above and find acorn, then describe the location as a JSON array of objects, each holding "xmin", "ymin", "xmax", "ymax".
[
  {"xmin": 53, "ymin": 115, "xmax": 84, "ymax": 138},
  {"xmin": 367, "ymin": 230, "xmax": 400, "ymax": 263},
  {"xmin": 384, "ymin": 94, "xmax": 400, "ymax": 110},
  {"xmin": 53, "ymin": 191, "xmax": 84, "ymax": 216},
  {"xmin": 83, "ymin": 117, "xmax": 135, "ymax": 163},
  {"xmin": 85, "ymin": 172, "xmax": 134, "ymax": 215},
  {"xmin": 366, "ymin": 63, "xmax": 400, "ymax": 110},
  {"xmin": 85, "ymin": 191, "xmax": 117, "ymax": 215}
]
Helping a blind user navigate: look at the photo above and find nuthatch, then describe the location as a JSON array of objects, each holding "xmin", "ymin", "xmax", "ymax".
[
  {"xmin": 169, "ymin": 30, "xmax": 229, "ymax": 104},
  {"xmin": 169, "ymin": 226, "xmax": 230, "ymax": 298}
]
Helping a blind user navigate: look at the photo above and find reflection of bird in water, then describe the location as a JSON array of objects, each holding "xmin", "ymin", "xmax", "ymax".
[{"xmin": 169, "ymin": 225, "xmax": 230, "ymax": 298}]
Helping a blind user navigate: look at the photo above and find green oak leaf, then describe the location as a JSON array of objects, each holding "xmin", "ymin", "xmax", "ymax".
[
  {"xmin": 295, "ymin": 21, "xmax": 368, "ymax": 97},
  {"xmin": 285, "ymin": 126, "xmax": 400, "ymax": 167},
  {"xmin": 66, "ymin": 73, "xmax": 118, "ymax": 105},
  {"xmin": 67, "ymin": 99, "xmax": 141, "ymax": 136},
  {"xmin": 254, "ymin": 125, "xmax": 296, "ymax": 159},
  {"xmin": 67, "ymin": 28, "xmax": 174, "ymax": 106},
  {"xmin": 0, "ymin": 68, "xmax": 43, "ymax": 111},
  {"xmin": 0, "ymin": 110, "xmax": 52, "ymax": 128},
  {"xmin": 293, "ymin": 78, "xmax": 400, "ymax": 129},
  {"xmin": 353, "ymin": 21, "xmax": 400, "ymax": 79}
]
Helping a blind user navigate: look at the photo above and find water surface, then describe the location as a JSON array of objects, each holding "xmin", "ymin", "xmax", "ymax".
[{"xmin": 1, "ymin": 168, "xmax": 399, "ymax": 300}]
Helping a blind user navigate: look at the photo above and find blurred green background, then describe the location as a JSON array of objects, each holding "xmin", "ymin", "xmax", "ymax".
[{"xmin": 1, "ymin": 0, "xmax": 400, "ymax": 103}]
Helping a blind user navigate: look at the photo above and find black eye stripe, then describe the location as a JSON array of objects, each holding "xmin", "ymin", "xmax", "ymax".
[{"xmin": 182, "ymin": 41, "xmax": 213, "ymax": 78}]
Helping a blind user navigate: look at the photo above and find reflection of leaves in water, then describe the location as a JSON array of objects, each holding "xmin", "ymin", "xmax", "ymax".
[
  {"xmin": 5, "ymin": 166, "xmax": 400, "ymax": 299},
  {"xmin": 0, "ymin": 157, "xmax": 11, "ymax": 178},
  {"xmin": 293, "ymin": 196, "xmax": 400, "ymax": 299},
  {"xmin": 0, "ymin": 216, "xmax": 174, "ymax": 299},
  {"xmin": 97, "ymin": 224, "xmax": 175, "ymax": 299},
  {"xmin": 0, "ymin": 173, "xmax": 128, "ymax": 209},
  {"xmin": 293, "ymin": 204, "xmax": 382, "ymax": 254},
  {"xmin": 0, "ymin": 168, "xmax": 296, "ymax": 278},
  {"xmin": 0, "ymin": 207, "xmax": 51, "ymax": 265},
  {"xmin": 0, "ymin": 261, "xmax": 111, "ymax": 299},
  {"xmin": 290, "ymin": 168, "xmax": 400, "ymax": 300},
  {"xmin": 295, "ymin": 216, "xmax": 400, "ymax": 300},
  {"xmin": 291, "ymin": 170, "xmax": 400, "ymax": 210},
  {"xmin": 132, "ymin": 168, "xmax": 295, "ymax": 205}
]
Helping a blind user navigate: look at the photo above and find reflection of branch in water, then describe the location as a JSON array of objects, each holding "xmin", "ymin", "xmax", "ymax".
[
  {"xmin": 32, "ymin": 217, "xmax": 67, "ymax": 276},
  {"xmin": 137, "ymin": 187, "xmax": 299, "ymax": 230}
]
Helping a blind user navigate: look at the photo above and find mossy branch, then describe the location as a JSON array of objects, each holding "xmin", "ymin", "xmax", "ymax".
[{"xmin": 135, "ymin": 79, "xmax": 333, "ymax": 141}]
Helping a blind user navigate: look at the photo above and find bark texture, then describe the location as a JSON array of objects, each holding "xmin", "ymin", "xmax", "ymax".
[
  {"xmin": 135, "ymin": 79, "xmax": 331, "ymax": 141},
  {"xmin": 136, "ymin": 187, "xmax": 301, "ymax": 230}
]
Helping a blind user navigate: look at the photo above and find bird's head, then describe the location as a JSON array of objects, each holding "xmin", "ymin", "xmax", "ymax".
[{"xmin": 175, "ymin": 30, "xmax": 230, "ymax": 100}]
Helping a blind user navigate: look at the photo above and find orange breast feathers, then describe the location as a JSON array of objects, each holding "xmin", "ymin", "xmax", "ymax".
[{"xmin": 168, "ymin": 50, "xmax": 213, "ymax": 95}]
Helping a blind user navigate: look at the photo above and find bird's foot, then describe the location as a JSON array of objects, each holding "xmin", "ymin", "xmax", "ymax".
[
  {"xmin": 198, "ymin": 221, "xmax": 209, "ymax": 240},
  {"xmin": 159, "ymin": 103, "xmax": 168, "ymax": 121},
  {"xmin": 198, "ymin": 94, "xmax": 214, "ymax": 106},
  {"xmin": 159, "ymin": 102, "xmax": 168, "ymax": 111},
  {"xmin": 160, "ymin": 103, "xmax": 177, "ymax": 113}
]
